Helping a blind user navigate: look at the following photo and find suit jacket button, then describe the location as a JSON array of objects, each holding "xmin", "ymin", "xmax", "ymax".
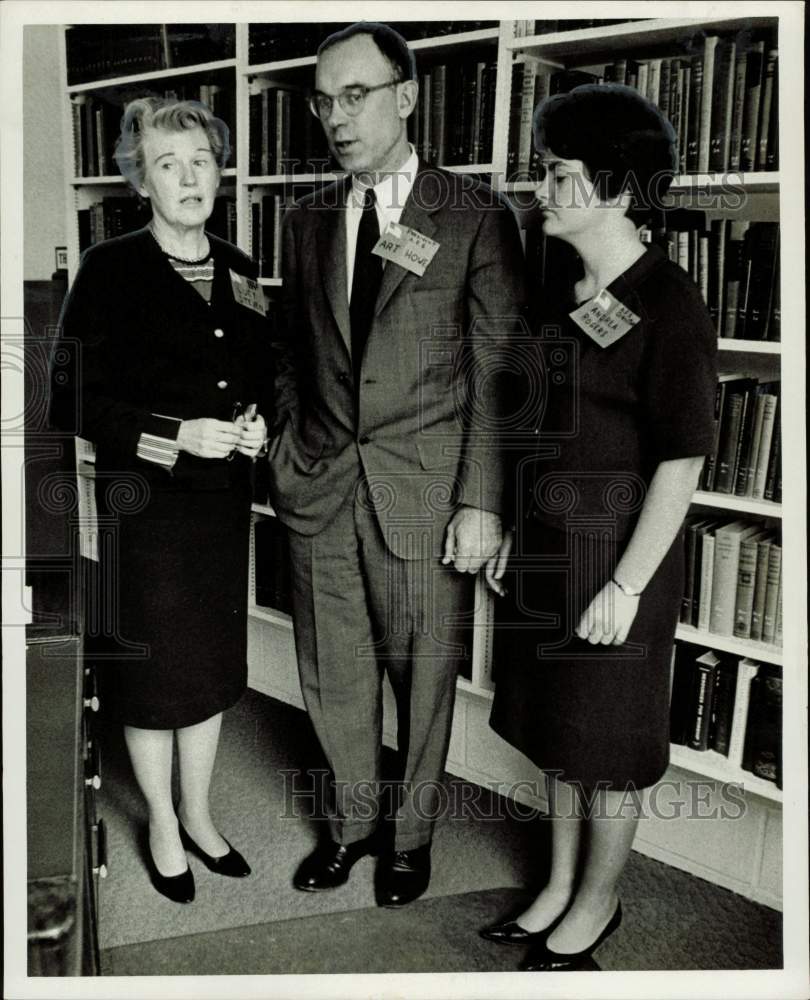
[
  {"xmin": 358, "ymin": 436, "xmax": 371, "ymax": 445},
  {"xmin": 214, "ymin": 328, "xmax": 225, "ymax": 338},
  {"xmin": 217, "ymin": 380, "xmax": 228, "ymax": 389}
]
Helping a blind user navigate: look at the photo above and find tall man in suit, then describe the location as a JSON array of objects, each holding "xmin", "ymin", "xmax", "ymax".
[{"xmin": 268, "ymin": 21, "xmax": 525, "ymax": 906}]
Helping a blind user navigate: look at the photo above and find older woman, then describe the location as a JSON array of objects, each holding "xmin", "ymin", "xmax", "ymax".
[
  {"xmin": 51, "ymin": 98, "xmax": 270, "ymax": 903},
  {"xmin": 481, "ymin": 85, "xmax": 718, "ymax": 969}
]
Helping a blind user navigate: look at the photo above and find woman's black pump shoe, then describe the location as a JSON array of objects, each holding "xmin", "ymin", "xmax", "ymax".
[
  {"xmin": 145, "ymin": 846, "xmax": 195, "ymax": 903},
  {"xmin": 179, "ymin": 822, "xmax": 251, "ymax": 877},
  {"xmin": 480, "ymin": 909, "xmax": 567, "ymax": 946},
  {"xmin": 521, "ymin": 901, "xmax": 622, "ymax": 971}
]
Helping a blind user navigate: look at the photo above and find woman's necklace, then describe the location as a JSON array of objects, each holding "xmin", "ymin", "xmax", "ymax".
[{"xmin": 148, "ymin": 223, "xmax": 210, "ymax": 264}]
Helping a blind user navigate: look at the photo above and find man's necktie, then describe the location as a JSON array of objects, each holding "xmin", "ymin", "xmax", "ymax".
[{"xmin": 350, "ymin": 188, "xmax": 383, "ymax": 375}]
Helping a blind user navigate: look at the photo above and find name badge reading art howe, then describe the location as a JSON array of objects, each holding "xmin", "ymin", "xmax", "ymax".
[
  {"xmin": 372, "ymin": 222, "xmax": 440, "ymax": 277},
  {"xmin": 230, "ymin": 269, "xmax": 267, "ymax": 316},
  {"xmin": 569, "ymin": 288, "xmax": 640, "ymax": 348}
]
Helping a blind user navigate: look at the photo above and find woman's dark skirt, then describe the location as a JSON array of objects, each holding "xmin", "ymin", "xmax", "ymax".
[
  {"xmin": 88, "ymin": 476, "xmax": 251, "ymax": 730},
  {"xmin": 489, "ymin": 519, "xmax": 684, "ymax": 792}
]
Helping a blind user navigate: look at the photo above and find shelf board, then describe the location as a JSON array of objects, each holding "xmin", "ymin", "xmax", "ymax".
[
  {"xmin": 257, "ymin": 278, "xmax": 282, "ymax": 288},
  {"xmin": 71, "ymin": 167, "xmax": 237, "ymax": 187},
  {"xmin": 668, "ymin": 746, "xmax": 782, "ymax": 803},
  {"xmin": 244, "ymin": 27, "xmax": 500, "ymax": 76},
  {"xmin": 456, "ymin": 676, "xmax": 495, "ymax": 701},
  {"xmin": 441, "ymin": 163, "xmax": 494, "ymax": 174},
  {"xmin": 507, "ymin": 17, "xmax": 777, "ymax": 58},
  {"xmin": 248, "ymin": 605, "xmax": 292, "ymax": 629},
  {"xmin": 503, "ymin": 171, "xmax": 779, "ymax": 194},
  {"xmin": 674, "ymin": 624, "xmax": 782, "ymax": 665},
  {"xmin": 251, "ymin": 502, "xmax": 277, "ymax": 517},
  {"xmin": 691, "ymin": 492, "xmax": 781, "ymax": 518},
  {"xmin": 66, "ymin": 58, "xmax": 238, "ymax": 94},
  {"xmin": 244, "ymin": 172, "xmax": 342, "ymax": 186},
  {"xmin": 717, "ymin": 339, "xmax": 782, "ymax": 355}
]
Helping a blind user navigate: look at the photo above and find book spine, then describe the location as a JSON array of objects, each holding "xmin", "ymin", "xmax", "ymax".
[
  {"xmin": 710, "ymin": 529, "xmax": 745, "ymax": 635},
  {"xmin": 745, "ymin": 224, "xmax": 779, "ymax": 340},
  {"xmin": 517, "ymin": 60, "xmax": 538, "ymax": 173},
  {"xmin": 727, "ymin": 658, "xmax": 759, "ymax": 768},
  {"xmin": 731, "ymin": 387, "xmax": 757, "ymax": 496},
  {"xmin": 714, "ymin": 393, "xmax": 745, "ymax": 493},
  {"xmin": 659, "ymin": 58, "xmax": 672, "ymax": 119},
  {"xmin": 752, "ymin": 394, "xmax": 778, "ymax": 499},
  {"xmin": 728, "ymin": 47, "xmax": 748, "ymax": 171},
  {"xmin": 71, "ymin": 97, "xmax": 84, "ymax": 177},
  {"xmin": 431, "ymin": 65, "xmax": 447, "ymax": 166},
  {"xmin": 740, "ymin": 41, "xmax": 765, "ymax": 172},
  {"xmin": 697, "ymin": 37, "xmax": 719, "ymax": 173},
  {"xmin": 681, "ymin": 520, "xmax": 701, "ymax": 622},
  {"xmin": 740, "ymin": 393, "xmax": 767, "ymax": 497},
  {"xmin": 709, "ymin": 39, "xmax": 736, "ymax": 172},
  {"xmin": 756, "ymin": 50, "xmax": 778, "ymax": 171},
  {"xmin": 688, "ymin": 659, "xmax": 716, "ymax": 750},
  {"xmin": 761, "ymin": 544, "xmax": 782, "ymax": 643},
  {"xmin": 723, "ymin": 220, "xmax": 750, "ymax": 339},
  {"xmin": 763, "ymin": 418, "xmax": 781, "ymax": 501},
  {"xmin": 702, "ymin": 379, "xmax": 725, "ymax": 491},
  {"xmin": 749, "ymin": 539, "xmax": 772, "ymax": 641},
  {"xmin": 733, "ymin": 537, "xmax": 760, "ymax": 638},
  {"xmin": 709, "ymin": 665, "xmax": 736, "ymax": 755},
  {"xmin": 697, "ymin": 532, "xmax": 716, "ymax": 631},
  {"xmin": 686, "ymin": 55, "xmax": 703, "ymax": 173},
  {"xmin": 698, "ymin": 229, "xmax": 710, "ymax": 305}
]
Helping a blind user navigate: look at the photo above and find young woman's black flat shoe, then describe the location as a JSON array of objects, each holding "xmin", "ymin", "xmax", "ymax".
[
  {"xmin": 179, "ymin": 822, "xmax": 251, "ymax": 877},
  {"xmin": 521, "ymin": 901, "xmax": 622, "ymax": 971}
]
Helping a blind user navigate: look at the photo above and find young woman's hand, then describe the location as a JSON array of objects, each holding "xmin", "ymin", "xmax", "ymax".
[
  {"xmin": 235, "ymin": 412, "xmax": 267, "ymax": 457},
  {"xmin": 576, "ymin": 581, "xmax": 640, "ymax": 645}
]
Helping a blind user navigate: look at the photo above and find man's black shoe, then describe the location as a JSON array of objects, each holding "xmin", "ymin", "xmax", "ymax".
[
  {"xmin": 293, "ymin": 836, "xmax": 376, "ymax": 892},
  {"xmin": 376, "ymin": 845, "xmax": 431, "ymax": 907}
]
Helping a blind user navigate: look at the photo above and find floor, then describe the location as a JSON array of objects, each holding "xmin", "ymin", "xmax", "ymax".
[{"xmin": 97, "ymin": 689, "xmax": 783, "ymax": 975}]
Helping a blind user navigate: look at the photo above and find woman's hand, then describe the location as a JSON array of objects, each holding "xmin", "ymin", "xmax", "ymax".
[
  {"xmin": 177, "ymin": 418, "xmax": 242, "ymax": 458},
  {"xmin": 235, "ymin": 412, "xmax": 267, "ymax": 458},
  {"xmin": 575, "ymin": 581, "xmax": 640, "ymax": 645},
  {"xmin": 484, "ymin": 529, "xmax": 514, "ymax": 597}
]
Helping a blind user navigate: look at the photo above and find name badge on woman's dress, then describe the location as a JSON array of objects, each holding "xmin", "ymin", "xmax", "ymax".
[
  {"xmin": 569, "ymin": 289, "xmax": 640, "ymax": 348},
  {"xmin": 230, "ymin": 269, "xmax": 267, "ymax": 316}
]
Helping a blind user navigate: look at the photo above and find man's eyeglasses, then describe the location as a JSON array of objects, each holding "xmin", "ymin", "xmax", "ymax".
[{"xmin": 308, "ymin": 80, "xmax": 400, "ymax": 120}]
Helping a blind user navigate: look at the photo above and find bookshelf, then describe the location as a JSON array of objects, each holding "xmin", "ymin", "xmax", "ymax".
[{"xmin": 59, "ymin": 17, "xmax": 788, "ymax": 909}]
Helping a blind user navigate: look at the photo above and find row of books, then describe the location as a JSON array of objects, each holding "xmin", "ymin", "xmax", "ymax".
[
  {"xmin": 507, "ymin": 32, "xmax": 778, "ymax": 177},
  {"xmin": 77, "ymin": 195, "xmax": 237, "ymax": 252},
  {"xmin": 248, "ymin": 82, "xmax": 330, "ymax": 177},
  {"xmin": 670, "ymin": 646, "xmax": 781, "ymax": 787},
  {"xmin": 247, "ymin": 21, "xmax": 497, "ymax": 64},
  {"xmin": 513, "ymin": 19, "xmax": 641, "ymax": 37},
  {"xmin": 702, "ymin": 377, "xmax": 781, "ymax": 500},
  {"xmin": 641, "ymin": 215, "xmax": 779, "ymax": 341},
  {"xmin": 251, "ymin": 195, "xmax": 289, "ymax": 279},
  {"xmin": 252, "ymin": 516, "xmax": 292, "ymax": 616},
  {"xmin": 72, "ymin": 85, "xmax": 237, "ymax": 179},
  {"xmin": 409, "ymin": 61, "xmax": 497, "ymax": 166},
  {"xmin": 66, "ymin": 24, "xmax": 236, "ymax": 85},
  {"xmin": 681, "ymin": 516, "xmax": 781, "ymax": 644}
]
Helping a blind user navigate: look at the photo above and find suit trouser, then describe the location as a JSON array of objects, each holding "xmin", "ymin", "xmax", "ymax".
[{"xmin": 287, "ymin": 481, "xmax": 475, "ymax": 851}]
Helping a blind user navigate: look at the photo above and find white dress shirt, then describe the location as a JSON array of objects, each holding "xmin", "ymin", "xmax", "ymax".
[{"xmin": 345, "ymin": 144, "xmax": 419, "ymax": 301}]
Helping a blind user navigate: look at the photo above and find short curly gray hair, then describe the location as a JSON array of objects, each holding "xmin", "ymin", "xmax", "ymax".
[{"xmin": 113, "ymin": 97, "xmax": 231, "ymax": 190}]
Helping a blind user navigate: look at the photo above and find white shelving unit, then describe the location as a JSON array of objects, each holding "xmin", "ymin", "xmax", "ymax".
[{"xmin": 60, "ymin": 18, "xmax": 786, "ymax": 909}]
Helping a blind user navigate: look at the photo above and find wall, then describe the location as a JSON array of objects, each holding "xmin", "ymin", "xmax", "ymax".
[{"xmin": 24, "ymin": 25, "xmax": 66, "ymax": 281}]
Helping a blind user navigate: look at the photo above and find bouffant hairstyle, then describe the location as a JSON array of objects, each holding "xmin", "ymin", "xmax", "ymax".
[
  {"xmin": 533, "ymin": 84, "xmax": 677, "ymax": 226},
  {"xmin": 317, "ymin": 21, "xmax": 417, "ymax": 81},
  {"xmin": 113, "ymin": 97, "xmax": 230, "ymax": 190}
]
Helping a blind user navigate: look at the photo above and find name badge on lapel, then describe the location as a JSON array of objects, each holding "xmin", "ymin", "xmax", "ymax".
[
  {"xmin": 569, "ymin": 289, "xmax": 640, "ymax": 348},
  {"xmin": 229, "ymin": 269, "xmax": 267, "ymax": 316},
  {"xmin": 372, "ymin": 222, "xmax": 440, "ymax": 277}
]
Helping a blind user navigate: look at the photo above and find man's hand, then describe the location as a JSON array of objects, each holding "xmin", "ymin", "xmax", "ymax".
[
  {"xmin": 177, "ymin": 418, "xmax": 241, "ymax": 458},
  {"xmin": 442, "ymin": 506, "xmax": 502, "ymax": 574}
]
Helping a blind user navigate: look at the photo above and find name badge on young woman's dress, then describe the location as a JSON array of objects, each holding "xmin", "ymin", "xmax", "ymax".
[
  {"xmin": 230, "ymin": 269, "xmax": 267, "ymax": 316},
  {"xmin": 569, "ymin": 289, "xmax": 640, "ymax": 348}
]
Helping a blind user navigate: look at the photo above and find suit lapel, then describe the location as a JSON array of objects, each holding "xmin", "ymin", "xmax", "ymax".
[
  {"xmin": 374, "ymin": 164, "xmax": 441, "ymax": 317},
  {"xmin": 317, "ymin": 179, "xmax": 352, "ymax": 355}
]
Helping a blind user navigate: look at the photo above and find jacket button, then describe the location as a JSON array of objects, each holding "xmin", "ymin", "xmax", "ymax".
[
  {"xmin": 337, "ymin": 371, "xmax": 349, "ymax": 382},
  {"xmin": 214, "ymin": 328, "xmax": 225, "ymax": 338},
  {"xmin": 358, "ymin": 435, "xmax": 371, "ymax": 445},
  {"xmin": 217, "ymin": 380, "xmax": 228, "ymax": 389}
]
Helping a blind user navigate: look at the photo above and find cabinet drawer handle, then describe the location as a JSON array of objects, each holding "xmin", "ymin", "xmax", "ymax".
[
  {"xmin": 83, "ymin": 696, "xmax": 100, "ymax": 713},
  {"xmin": 93, "ymin": 819, "xmax": 108, "ymax": 879},
  {"xmin": 84, "ymin": 741, "xmax": 101, "ymax": 790}
]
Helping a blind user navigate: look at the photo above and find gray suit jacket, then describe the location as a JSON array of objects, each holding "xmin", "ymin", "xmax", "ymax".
[{"xmin": 268, "ymin": 164, "xmax": 526, "ymax": 558}]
